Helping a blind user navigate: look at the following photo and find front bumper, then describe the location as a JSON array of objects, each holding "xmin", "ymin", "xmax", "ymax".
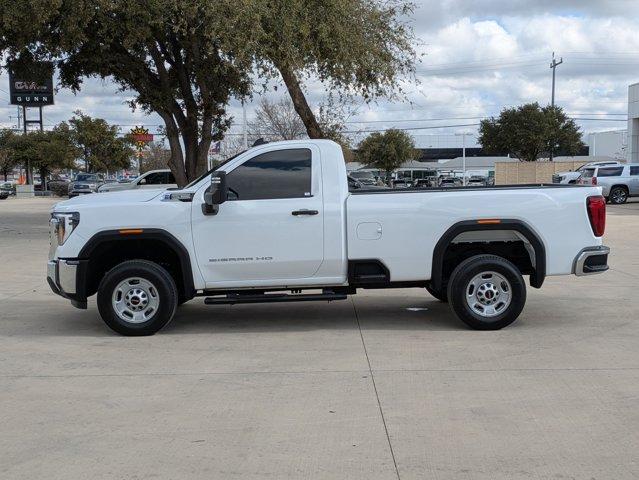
[
  {"xmin": 47, "ymin": 259, "xmax": 88, "ymax": 309},
  {"xmin": 573, "ymin": 246, "xmax": 610, "ymax": 276}
]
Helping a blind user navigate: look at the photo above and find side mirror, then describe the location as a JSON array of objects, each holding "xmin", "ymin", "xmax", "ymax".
[{"xmin": 202, "ymin": 171, "xmax": 228, "ymax": 215}]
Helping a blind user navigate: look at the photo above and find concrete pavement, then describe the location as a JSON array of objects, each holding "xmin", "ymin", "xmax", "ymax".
[{"xmin": 1, "ymin": 196, "xmax": 638, "ymax": 479}]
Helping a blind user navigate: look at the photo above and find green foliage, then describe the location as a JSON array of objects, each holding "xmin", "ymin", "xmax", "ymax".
[
  {"xmin": 0, "ymin": 130, "xmax": 18, "ymax": 180},
  {"xmin": 0, "ymin": 0, "xmax": 416, "ymax": 181},
  {"xmin": 357, "ymin": 129, "xmax": 418, "ymax": 182},
  {"xmin": 479, "ymin": 103, "xmax": 585, "ymax": 162},
  {"xmin": 0, "ymin": 0, "xmax": 253, "ymax": 186},
  {"xmin": 2, "ymin": 127, "xmax": 78, "ymax": 186},
  {"xmin": 65, "ymin": 111, "xmax": 133, "ymax": 173},
  {"xmin": 247, "ymin": 0, "xmax": 417, "ymax": 138}
]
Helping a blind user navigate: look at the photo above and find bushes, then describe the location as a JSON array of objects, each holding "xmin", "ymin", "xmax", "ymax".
[{"xmin": 49, "ymin": 181, "xmax": 69, "ymax": 197}]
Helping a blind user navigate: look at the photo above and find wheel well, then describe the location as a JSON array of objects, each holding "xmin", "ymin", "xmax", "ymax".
[
  {"xmin": 610, "ymin": 184, "xmax": 629, "ymax": 192},
  {"xmin": 431, "ymin": 221, "xmax": 546, "ymax": 292},
  {"xmin": 440, "ymin": 240, "xmax": 533, "ymax": 289},
  {"xmin": 81, "ymin": 234, "xmax": 194, "ymax": 301}
]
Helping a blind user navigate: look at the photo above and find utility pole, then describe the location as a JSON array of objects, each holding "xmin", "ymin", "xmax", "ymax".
[
  {"xmin": 549, "ymin": 52, "xmax": 563, "ymax": 161},
  {"xmin": 550, "ymin": 52, "xmax": 563, "ymax": 108}
]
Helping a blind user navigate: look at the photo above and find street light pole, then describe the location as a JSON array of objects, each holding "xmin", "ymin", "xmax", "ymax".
[
  {"xmin": 462, "ymin": 133, "xmax": 467, "ymax": 186},
  {"xmin": 455, "ymin": 132, "xmax": 470, "ymax": 186}
]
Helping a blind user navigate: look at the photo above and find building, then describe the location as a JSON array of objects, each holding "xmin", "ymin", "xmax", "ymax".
[
  {"xmin": 629, "ymin": 83, "xmax": 639, "ymax": 163},
  {"xmin": 587, "ymin": 130, "xmax": 627, "ymax": 160}
]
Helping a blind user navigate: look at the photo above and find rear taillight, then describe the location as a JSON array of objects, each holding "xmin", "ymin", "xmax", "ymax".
[
  {"xmin": 591, "ymin": 176, "xmax": 597, "ymax": 185},
  {"xmin": 587, "ymin": 195, "xmax": 606, "ymax": 237}
]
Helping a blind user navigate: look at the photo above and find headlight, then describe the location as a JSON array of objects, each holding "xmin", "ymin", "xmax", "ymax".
[{"xmin": 51, "ymin": 212, "xmax": 80, "ymax": 245}]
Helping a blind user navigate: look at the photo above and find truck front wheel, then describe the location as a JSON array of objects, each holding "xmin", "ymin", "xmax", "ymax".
[
  {"xmin": 447, "ymin": 255, "xmax": 526, "ymax": 330},
  {"xmin": 97, "ymin": 260, "xmax": 178, "ymax": 336}
]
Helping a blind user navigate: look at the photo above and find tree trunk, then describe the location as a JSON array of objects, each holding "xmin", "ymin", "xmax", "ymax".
[
  {"xmin": 277, "ymin": 63, "xmax": 323, "ymax": 139},
  {"xmin": 158, "ymin": 111, "xmax": 188, "ymax": 187},
  {"xmin": 40, "ymin": 167, "xmax": 48, "ymax": 192}
]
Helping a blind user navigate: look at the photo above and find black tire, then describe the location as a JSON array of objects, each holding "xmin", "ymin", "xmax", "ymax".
[
  {"xmin": 609, "ymin": 186, "xmax": 628, "ymax": 205},
  {"xmin": 425, "ymin": 284, "xmax": 448, "ymax": 302},
  {"xmin": 97, "ymin": 260, "xmax": 178, "ymax": 336},
  {"xmin": 447, "ymin": 255, "xmax": 526, "ymax": 330}
]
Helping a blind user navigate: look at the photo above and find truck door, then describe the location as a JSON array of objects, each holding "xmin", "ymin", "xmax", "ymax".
[{"xmin": 192, "ymin": 146, "xmax": 325, "ymax": 287}]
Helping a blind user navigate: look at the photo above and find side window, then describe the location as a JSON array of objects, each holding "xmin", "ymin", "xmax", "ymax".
[
  {"xmin": 581, "ymin": 168, "xmax": 595, "ymax": 178},
  {"xmin": 597, "ymin": 167, "xmax": 624, "ymax": 177},
  {"xmin": 144, "ymin": 172, "xmax": 166, "ymax": 184},
  {"xmin": 167, "ymin": 172, "xmax": 176, "ymax": 183},
  {"xmin": 226, "ymin": 149, "xmax": 312, "ymax": 200},
  {"xmin": 630, "ymin": 166, "xmax": 639, "ymax": 176}
]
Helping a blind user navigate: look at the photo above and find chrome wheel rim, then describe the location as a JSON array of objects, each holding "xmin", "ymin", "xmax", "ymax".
[
  {"xmin": 611, "ymin": 189, "xmax": 626, "ymax": 203},
  {"xmin": 465, "ymin": 271, "xmax": 511, "ymax": 318},
  {"xmin": 112, "ymin": 277, "xmax": 160, "ymax": 323}
]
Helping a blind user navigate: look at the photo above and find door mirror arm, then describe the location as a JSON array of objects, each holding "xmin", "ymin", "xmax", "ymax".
[{"xmin": 202, "ymin": 171, "xmax": 228, "ymax": 216}]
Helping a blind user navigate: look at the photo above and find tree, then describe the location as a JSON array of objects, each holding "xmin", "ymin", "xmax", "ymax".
[
  {"xmin": 0, "ymin": 0, "xmax": 252, "ymax": 186},
  {"xmin": 357, "ymin": 129, "xmax": 418, "ymax": 184},
  {"xmin": 0, "ymin": 130, "xmax": 18, "ymax": 181},
  {"xmin": 140, "ymin": 142, "xmax": 171, "ymax": 173},
  {"xmin": 479, "ymin": 103, "xmax": 584, "ymax": 162},
  {"xmin": 249, "ymin": 0, "xmax": 417, "ymax": 138},
  {"xmin": 4, "ymin": 129, "xmax": 78, "ymax": 189},
  {"xmin": 249, "ymin": 97, "xmax": 306, "ymax": 141},
  {"xmin": 66, "ymin": 112, "xmax": 133, "ymax": 173}
]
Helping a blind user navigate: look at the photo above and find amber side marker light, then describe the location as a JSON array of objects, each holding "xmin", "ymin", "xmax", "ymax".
[
  {"xmin": 477, "ymin": 219, "xmax": 501, "ymax": 225},
  {"xmin": 119, "ymin": 229, "xmax": 144, "ymax": 235}
]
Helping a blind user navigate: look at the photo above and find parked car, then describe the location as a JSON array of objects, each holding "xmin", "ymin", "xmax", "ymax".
[
  {"xmin": 47, "ymin": 139, "xmax": 609, "ymax": 336},
  {"xmin": 412, "ymin": 178, "xmax": 436, "ymax": 188},
  {"xmin": 348, "ymin": 170, "xmax": 377, "ymax": 186},
  {"xmin": 578, "ymin": 163, "xmax": 639, "ymax": 204},
  {"xmin": 391, "ymin": 178, "xmax": 411, "ymax": 189},
  {"xmin": 553, "ymin": 160, "xmax": 622, "ymax": 184},
  {"xmin": 439, "ymin": 177, "xmax": 462, "ymax": 188},
  {"xmin": 0, "ymin": 181, "xmax": 16, "ymax": 197},
  {"xmin": 98, "ymin": 169, "xmax": 177, "ymax": 193},
  {"xmin": 68, "ymin": 173, "xmax": 106, "ymax": 198},
  {"xmin": 467, "ymin": 175, "xmax": 487, "ymax": 187}
]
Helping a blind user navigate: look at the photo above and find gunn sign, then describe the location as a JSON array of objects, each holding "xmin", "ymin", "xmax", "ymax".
[{"xmin": 9, "ymin": 72, "xmax": 54, "ymax": 106}]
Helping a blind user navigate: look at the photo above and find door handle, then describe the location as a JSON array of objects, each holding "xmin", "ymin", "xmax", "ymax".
[{"xmin": 292, "ymin": 209, "xmax": 319, "ymax": 216}]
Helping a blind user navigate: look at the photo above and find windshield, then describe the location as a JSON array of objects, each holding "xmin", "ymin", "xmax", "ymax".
[
  {"xmin": 185, "ymin": 150, "xmax": 247, "ymax": 188},
  {"xmin": 75, "ymin": 174, "xmax": 97, "ymax": 182}
]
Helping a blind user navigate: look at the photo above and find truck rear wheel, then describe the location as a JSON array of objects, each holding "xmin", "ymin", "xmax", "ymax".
[
  {"xmin": 97, "ymin": 260, "xmax": 178, "ymax": 336},
  {"xmin": 447, "ymin": 255, "xmax": 526, "ymax": 330}
]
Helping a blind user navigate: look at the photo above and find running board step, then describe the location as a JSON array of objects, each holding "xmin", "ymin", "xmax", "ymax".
[{"xmin": 204, "ymin": 292, "xmax": 347, "ymax": 305}]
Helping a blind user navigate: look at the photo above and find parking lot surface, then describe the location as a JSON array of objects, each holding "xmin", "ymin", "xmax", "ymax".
[{"xmin": 1, "ymin": 197, "xmax": 639, "ymax": 479}]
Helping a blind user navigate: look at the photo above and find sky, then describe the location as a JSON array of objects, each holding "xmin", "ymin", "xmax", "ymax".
[{"xmin": 1, "ymin": 0, "xmax": 638, "ymax": 148}]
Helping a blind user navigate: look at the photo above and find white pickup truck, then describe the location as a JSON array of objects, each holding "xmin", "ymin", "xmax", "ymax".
[{"xmin": 48, "ymin": 140, "xmax": 610, "ymax": 335}]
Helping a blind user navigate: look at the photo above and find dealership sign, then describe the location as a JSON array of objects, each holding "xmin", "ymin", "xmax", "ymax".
[{"xmin": 8, "ymin": 72, "xmax": 54, "ymax": 106}]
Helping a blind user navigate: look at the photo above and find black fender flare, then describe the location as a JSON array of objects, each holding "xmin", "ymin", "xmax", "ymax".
[
  {"xmin": 430, "ymin": 219, "xmax": 546, "ymax": 291},
  {"xmin": 78, "ymin": 228, "xmax": 196, "ymax": 299}
]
